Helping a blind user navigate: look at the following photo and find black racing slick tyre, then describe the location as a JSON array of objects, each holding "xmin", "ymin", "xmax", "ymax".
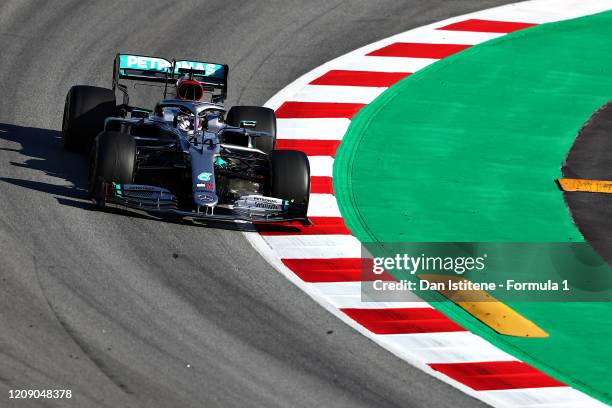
[
  {"xmin": 226, "ymin": 106, "xmax": 276, "ymax": 153},
  {"xmin": 270, "ymin": 150, "xmax": 310, "ymax": 217},
  {"xmin": 62, "ymin": 85, "xmax": 116, "ymax": 153},
  {"xmin": 88, "ymin": 131, "xmax": 135, "ymax": 201}
]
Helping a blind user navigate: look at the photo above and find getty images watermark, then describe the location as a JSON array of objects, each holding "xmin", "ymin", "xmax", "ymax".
[
  {"xmin": 373, "ymin": 253, "xmax": 487, "ymax": 275},
  {"xmin": 370, "ymin": 253, "xmax": 495, "ymax": 292},
  {"xmin": 361, "ymin": 243, "xmax": 612, "ymax": 302}
]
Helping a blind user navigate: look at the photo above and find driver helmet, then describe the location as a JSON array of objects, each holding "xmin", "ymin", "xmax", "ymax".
[{"xmin": 176, "ymin": 77, "xmax": 204, "ymax": 101}]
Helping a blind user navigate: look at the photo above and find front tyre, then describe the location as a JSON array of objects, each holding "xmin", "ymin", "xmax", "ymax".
[
  {"xmin": 88, "ymin": 131, "xmax": 136, "ymax": 204},
  {"xmin": 270, "ymin": 150, "xmax": 310, "ymax": 218}
]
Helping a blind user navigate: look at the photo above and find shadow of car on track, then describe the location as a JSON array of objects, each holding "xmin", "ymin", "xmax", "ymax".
[
  {"xmin": 0, "ymin": 122, "xmax": 270, "ymax": 231},
  {"xmin": 0, "ymin": 122, "xmax": 89, "ymax": 198}
]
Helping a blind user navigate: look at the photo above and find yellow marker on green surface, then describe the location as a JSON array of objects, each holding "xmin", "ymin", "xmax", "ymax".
[
  {"xmin": 418, "ymin": 274, "xmax": 548, "ymax": 338},
  {"xmin": 556, "ymin": 178, "xmax": 612, "ymax": 194}
]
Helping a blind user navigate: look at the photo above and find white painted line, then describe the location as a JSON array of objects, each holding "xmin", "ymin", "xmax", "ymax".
[
  {"xmin": 381, "ymin": 332, "xmax": 517, "ymax": 364},
  {"xmin": 308, "ymin": 156, "xmax": 334, "ymax": 178},
  {"xmin": 289, "ymin": 84, "xmax": 387, "ymax": 104},
  {"xmin": 261, "ymin": 235, "xmax": 362, "ymax": 259},
  {"xmin": 335, "ymin": 56, "xmax": 438, "ymax": 74},
  {"xmin": 311, "ymin": 281, "xmax": 430, "ymax": 308},
  {"xmin": 480, "ymin": 386, "xmax": 611, "ymax": 408},
  {"xmin": 474, "ymin": 0, "xmax": 612, "ymax": 24},
  {"xmin": 393, "ymin": 28, "xmax": 504, "ymax": 44},
  {"xmin": 276, "ymin": 118, "xmax": 351, "ymax": 141},
  {"xmin": 307, "ymin": 193, "xmax": 341, "ymax": 217}
]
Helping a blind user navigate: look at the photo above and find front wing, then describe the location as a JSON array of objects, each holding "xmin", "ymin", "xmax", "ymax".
[{"xmin": 96, "ymin": 182, "xmax": 309, "ymax": 224}]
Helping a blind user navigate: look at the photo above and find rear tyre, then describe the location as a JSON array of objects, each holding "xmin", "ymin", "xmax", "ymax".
[
  {"xmin": 88, "ymin": 131, "xmax": 135, "ymax": 202},
  {"xmin": 62, "ymin": 85, "xmax": 116, "ymax": 153},
  {"xmin": 270, "ymin": 150, "xmax": 310, "ymax": 218},
  {"xmin": 226, "ymin": 106, "xmax": 276, "ymax": 153}
]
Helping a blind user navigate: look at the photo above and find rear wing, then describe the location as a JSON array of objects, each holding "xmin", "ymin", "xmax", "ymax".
[{"xmin": 112, "ymin": 53, "xmax": 229, "ymax": 102}]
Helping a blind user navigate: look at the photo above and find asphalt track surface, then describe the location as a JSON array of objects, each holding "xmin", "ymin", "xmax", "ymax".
[
  {"xmin": 563, "ymin": 102, "xmax": 612, "ymax": 270},
  {"xmin": 0, "ymin": 1, "xmax": 516, "ymax": 407}
]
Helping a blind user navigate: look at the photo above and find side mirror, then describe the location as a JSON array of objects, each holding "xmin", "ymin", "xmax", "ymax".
[{"xmin": 240, "ymin": 120, "xmax": 257, "ymax": 128}]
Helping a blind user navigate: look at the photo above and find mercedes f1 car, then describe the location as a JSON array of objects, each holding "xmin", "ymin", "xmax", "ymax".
[{"xmin": 61, "ymin": 54, "xmax": 310, "ymax": 224}]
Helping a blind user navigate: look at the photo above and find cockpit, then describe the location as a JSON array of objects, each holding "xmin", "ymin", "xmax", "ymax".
[{"xmin": 153, "ymin": 102, "xmax": 225, "ymax": 134}]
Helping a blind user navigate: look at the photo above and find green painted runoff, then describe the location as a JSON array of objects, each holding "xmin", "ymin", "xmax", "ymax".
[{"xmin": 334, "ymin": 10, "xmax": 612, "ymax": 404}]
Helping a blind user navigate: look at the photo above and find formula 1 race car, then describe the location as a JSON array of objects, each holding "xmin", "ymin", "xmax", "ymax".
[{"xmin": 62, "ymin": 54, "xmax": 310, "ymax": 224}]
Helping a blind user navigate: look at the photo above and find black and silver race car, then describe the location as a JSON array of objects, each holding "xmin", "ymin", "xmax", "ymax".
[{"xmin": 62, "ymin": 54, "xmax": 310, "ymax": 224}]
